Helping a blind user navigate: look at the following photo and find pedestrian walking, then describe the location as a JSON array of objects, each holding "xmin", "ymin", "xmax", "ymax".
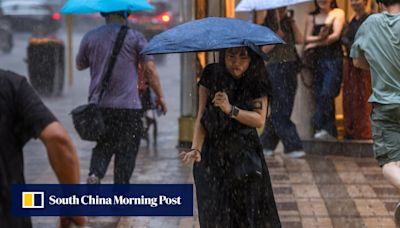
[
  {"xmin": 76, "ymin": 11, "xmax": 167, "ymax": 184},
  {"xmin": 0, "ymin": 69, "xmax": 87, "ymax": 228},
  {"xmin": 181, "ymin": 47, "xmax": 281, "ymax": 227},
  {"xmin": 138, "ymin": 64, "xmax": 159, "ymax": 146},
  {"xmin": 260, "ymin": 7, "xmax": 305, "ymax": 158},
  {"xmin": 342, "ymin": 0, "xmax": 372, "ymax": 140},
  {"xmin": 350, "ymin": 0, "xmax": 400, "ymax": 225},
  {"xmin": 304, "ymin": 0, "xmax": 345, "ymax": 139}
]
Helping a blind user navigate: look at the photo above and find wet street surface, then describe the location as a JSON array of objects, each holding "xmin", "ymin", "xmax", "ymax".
[{"xmin": 1, "ymin": 31, "xmax": 399, "ymax": 228}]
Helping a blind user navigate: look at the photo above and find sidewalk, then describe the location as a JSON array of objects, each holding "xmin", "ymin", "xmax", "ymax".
[
  {"xmin": 120, "ymin": 153, "xmax": 400, "ymax": 228},
  {"xmin": 266, "ymin": 154, "xmax": 398, "ymax": 228}
]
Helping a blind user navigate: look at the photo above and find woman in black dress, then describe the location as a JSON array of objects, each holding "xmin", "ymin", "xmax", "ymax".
[{"xmin": 181, "ymin": 47, "xmax": 281, "ymax": 228}]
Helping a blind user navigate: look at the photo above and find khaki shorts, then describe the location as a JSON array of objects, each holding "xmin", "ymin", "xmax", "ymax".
[{"xmin": 371, "ymin": 103, "xmax": 400, "ymax": 167}]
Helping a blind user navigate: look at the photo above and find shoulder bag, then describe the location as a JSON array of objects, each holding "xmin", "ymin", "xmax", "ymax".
[{"xmin": 71, "ymin": 26, "xmax": 129, "ymax": 141}]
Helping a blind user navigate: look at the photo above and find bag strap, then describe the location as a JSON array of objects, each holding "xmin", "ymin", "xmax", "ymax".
[
  {"xmin": 0, "ymin": 153, "xmax": 9, "ymax": 206},
  {"xmin": 95, "ymin": 25, "xmax": 129, "ymax": 103},
  {"xmin": 299, "ymin": 15, "xmax": 314, "ymax": 90}
]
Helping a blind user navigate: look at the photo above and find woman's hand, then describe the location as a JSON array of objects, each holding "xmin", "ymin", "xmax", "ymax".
[
  {"xmin": 304, "ymin": 43, "xmax": 317, "ymax": 50},
  {"xmin": 212, "ymin": 91, "xmax": 232, "ymax": 114},
  {"xmin": 319, "ymin": 25, "xmax": 331, "ymax": 39},
  {"xmin": 180, "ymin": 149, "xmax": 201, "ymax": 163}
]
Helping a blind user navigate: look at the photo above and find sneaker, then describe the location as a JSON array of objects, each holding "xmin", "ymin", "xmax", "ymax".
[
  {"xmin": 86, "ymin": 174, "xmax": 100, "ymax": 184},
  {"xmin": 314, "ymin": 130, "xmax": 335, "ymax": 140},
  {"xmin": 394, "ymin": 202, "xmax": 400, "ymax": 227},
  {"xmin": 286, "ymin": 150, "xmax": 306, "ymax": 158},
  {"xmin": 263, "ymin": 149, "xmax": 274, "ymax": 157}
]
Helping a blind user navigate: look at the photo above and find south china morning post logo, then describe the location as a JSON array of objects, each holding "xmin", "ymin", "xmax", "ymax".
[
  {"xmin": 22, "ymin": 192, "xmax": 44, "ymax": 209},
  {"xmin": 48, "ymin": 194, "xmax": 182, "ymax": 207},
  {"xmin": 13, "ymin": 184, "xmax": 193, "ymax": 216}
]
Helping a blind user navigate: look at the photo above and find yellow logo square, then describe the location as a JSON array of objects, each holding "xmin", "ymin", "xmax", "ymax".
[{"xmin": 22, "ymin": 192, "xmax": 44, "ymax": 209}]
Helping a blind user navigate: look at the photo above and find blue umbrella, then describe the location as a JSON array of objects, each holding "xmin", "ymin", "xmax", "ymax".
[
  {"xmin": 141, "ymin": 17, "xmax": 283, "ymax": 59},
  {"xmin": 61, "ymin": 0, "xmax": 153, "ymax": 14}
]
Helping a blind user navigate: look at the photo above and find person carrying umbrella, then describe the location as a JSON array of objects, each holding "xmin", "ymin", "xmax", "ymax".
[
  {"xmin": 182, "ymin": 46, "xmax": 281, "ymax": 227},
  {"xmin": 141, "ymin": 17, "xmax": 283, "ymax": 227},
  {"xmin": 75, "ymin": 10, "xmax": 167, "ymax": 184}
]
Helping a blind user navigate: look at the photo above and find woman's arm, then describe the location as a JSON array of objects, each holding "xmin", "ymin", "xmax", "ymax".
[
  {"xmin": 212, "ymin": 91, "xmax": 268, "ymax": 129},
  {"xmin": 181, "ymin": 85, "xmax": 208, "ymax": 163},
  {"xmin": 191, "ymin": 85, "xmax": 208, "ymax": 152},
  {"xmin": 290, "ymin": 19, "xmax": 304, "ymax": 45},
  {"xmin": 230, "ymin": 97, "xmax": 268, "ymax": 128},
  {"xmin": 317, "ymin": 9, "xmax": 345, "ymax": 46}
]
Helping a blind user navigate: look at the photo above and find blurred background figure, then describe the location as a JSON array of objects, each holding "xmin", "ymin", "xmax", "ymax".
[
  {"xmin": 260, "ymin": 7, "xmax": 305, "ymax": 158},
  {"xmin": 304, "ymin": 0, "xmax": 345, "ymax": 140},
  {"xmin": 138, "ymin": 64, "xmax": 159, "ymax": 147},
  {"xmin": 342, "ymin": 0, "xmax": 372, "ymax": 140},
  {"xmin": 0, "ymin": 7, "xmax": 13, "ymax": 54}
]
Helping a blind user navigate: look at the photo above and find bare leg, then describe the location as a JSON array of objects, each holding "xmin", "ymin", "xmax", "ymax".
[
  {"xmin": 382, "ymin": 161, "xmax": 400, "ymax": 192},
  {"xmin": 382, "ymin": 161, "xmax": 400, "ymax": 227}
]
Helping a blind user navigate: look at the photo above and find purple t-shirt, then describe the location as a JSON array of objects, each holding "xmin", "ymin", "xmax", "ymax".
[{"xmin": 76, "ymin": 23, "xmax": 153, "ymax": 109}]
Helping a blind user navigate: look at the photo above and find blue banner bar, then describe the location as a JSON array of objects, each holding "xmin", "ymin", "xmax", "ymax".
[{"xmin": 12, "ymin": 184, "xmax": 193, "ymax": 216}]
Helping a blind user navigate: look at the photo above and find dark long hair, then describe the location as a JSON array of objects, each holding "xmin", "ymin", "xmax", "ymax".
[
  {"xmin": 219, "ymin": 47, "xmax": 268, "ymax": 88},
  {"xmin": 263, "ymin": 9, "xmax": 279, "ymax": 32},
  {"xmin": 310, "ymin": 0, "xmax": 338, "ymax": 15},
  {"xmin": 214, "ymin": 47, "xmax": 271, "ymax": 107}
]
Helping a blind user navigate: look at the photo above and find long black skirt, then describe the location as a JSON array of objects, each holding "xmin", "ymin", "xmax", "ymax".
[{"xmin": 193, "ymin": 136, "xmax": 281, "ymax": 228}]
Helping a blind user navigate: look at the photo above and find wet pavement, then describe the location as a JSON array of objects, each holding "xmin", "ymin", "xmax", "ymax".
[
  {"xmin": 1, "ymin": 32, "xmax": 399, "ymax": 228},
  {"xmin": 265, "ymin": 154, "xmax": 399, "ymax": 228}
]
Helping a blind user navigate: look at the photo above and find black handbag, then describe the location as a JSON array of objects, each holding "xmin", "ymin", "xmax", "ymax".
[
  {"xmin": 234, "ymin": 149, "xmax": 263, "ymax": 180},
  {"xmin": 71, "ymin": 26, "xmax": 129, "ymax": 141},
  {"xmin": 301, "ymin": 48, "xmax": 317, "ymax": 70},
  {"xmin": 232, "ymin": 129, "xmax": 263, "ymax": 181}
]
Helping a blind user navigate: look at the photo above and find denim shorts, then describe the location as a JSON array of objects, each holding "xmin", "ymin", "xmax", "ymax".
[{"xmin": 371, "ymin": 103, "xmax": 400, "ymax": 167}]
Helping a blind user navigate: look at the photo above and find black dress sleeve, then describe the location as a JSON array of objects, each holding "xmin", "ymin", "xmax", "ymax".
[
  {"xmin": 249, "ymin": 75, "xmax": 271, "ymax": 100},
  {"xmin": 15, "ymin": 77, "xmax": 57, "ymax": 140},
  {"xmin": 198, "ymin": 63, "xmax": 219, "ymax": 90}
]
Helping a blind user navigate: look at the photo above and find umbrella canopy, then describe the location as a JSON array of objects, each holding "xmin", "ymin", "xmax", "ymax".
[
  {"xmin": 61, "ymin": 0, "xmax": 153, "ymax": 14},
  {"xmin": 141, "ymin": 17, "xmax": 283, "ymax": 57},
  {"xmin": 235, "ymin": 0, "xmax": 312, "ymax": 12}
]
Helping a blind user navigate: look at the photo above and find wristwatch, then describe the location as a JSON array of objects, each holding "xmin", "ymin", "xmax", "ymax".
[{"xmin": 229, "ymin": 105, "xmax": 239, "ymax": 118}]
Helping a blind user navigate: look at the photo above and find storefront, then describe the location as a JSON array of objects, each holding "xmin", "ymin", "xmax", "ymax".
[{"xmin": 177, "ymin": 0, "xmax": 375, "ymax": 149}]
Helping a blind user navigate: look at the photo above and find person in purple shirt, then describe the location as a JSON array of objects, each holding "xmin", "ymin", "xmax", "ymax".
[{"xmin": 76, "ymin": 11, "xmax": 167, "ymax": 184}]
